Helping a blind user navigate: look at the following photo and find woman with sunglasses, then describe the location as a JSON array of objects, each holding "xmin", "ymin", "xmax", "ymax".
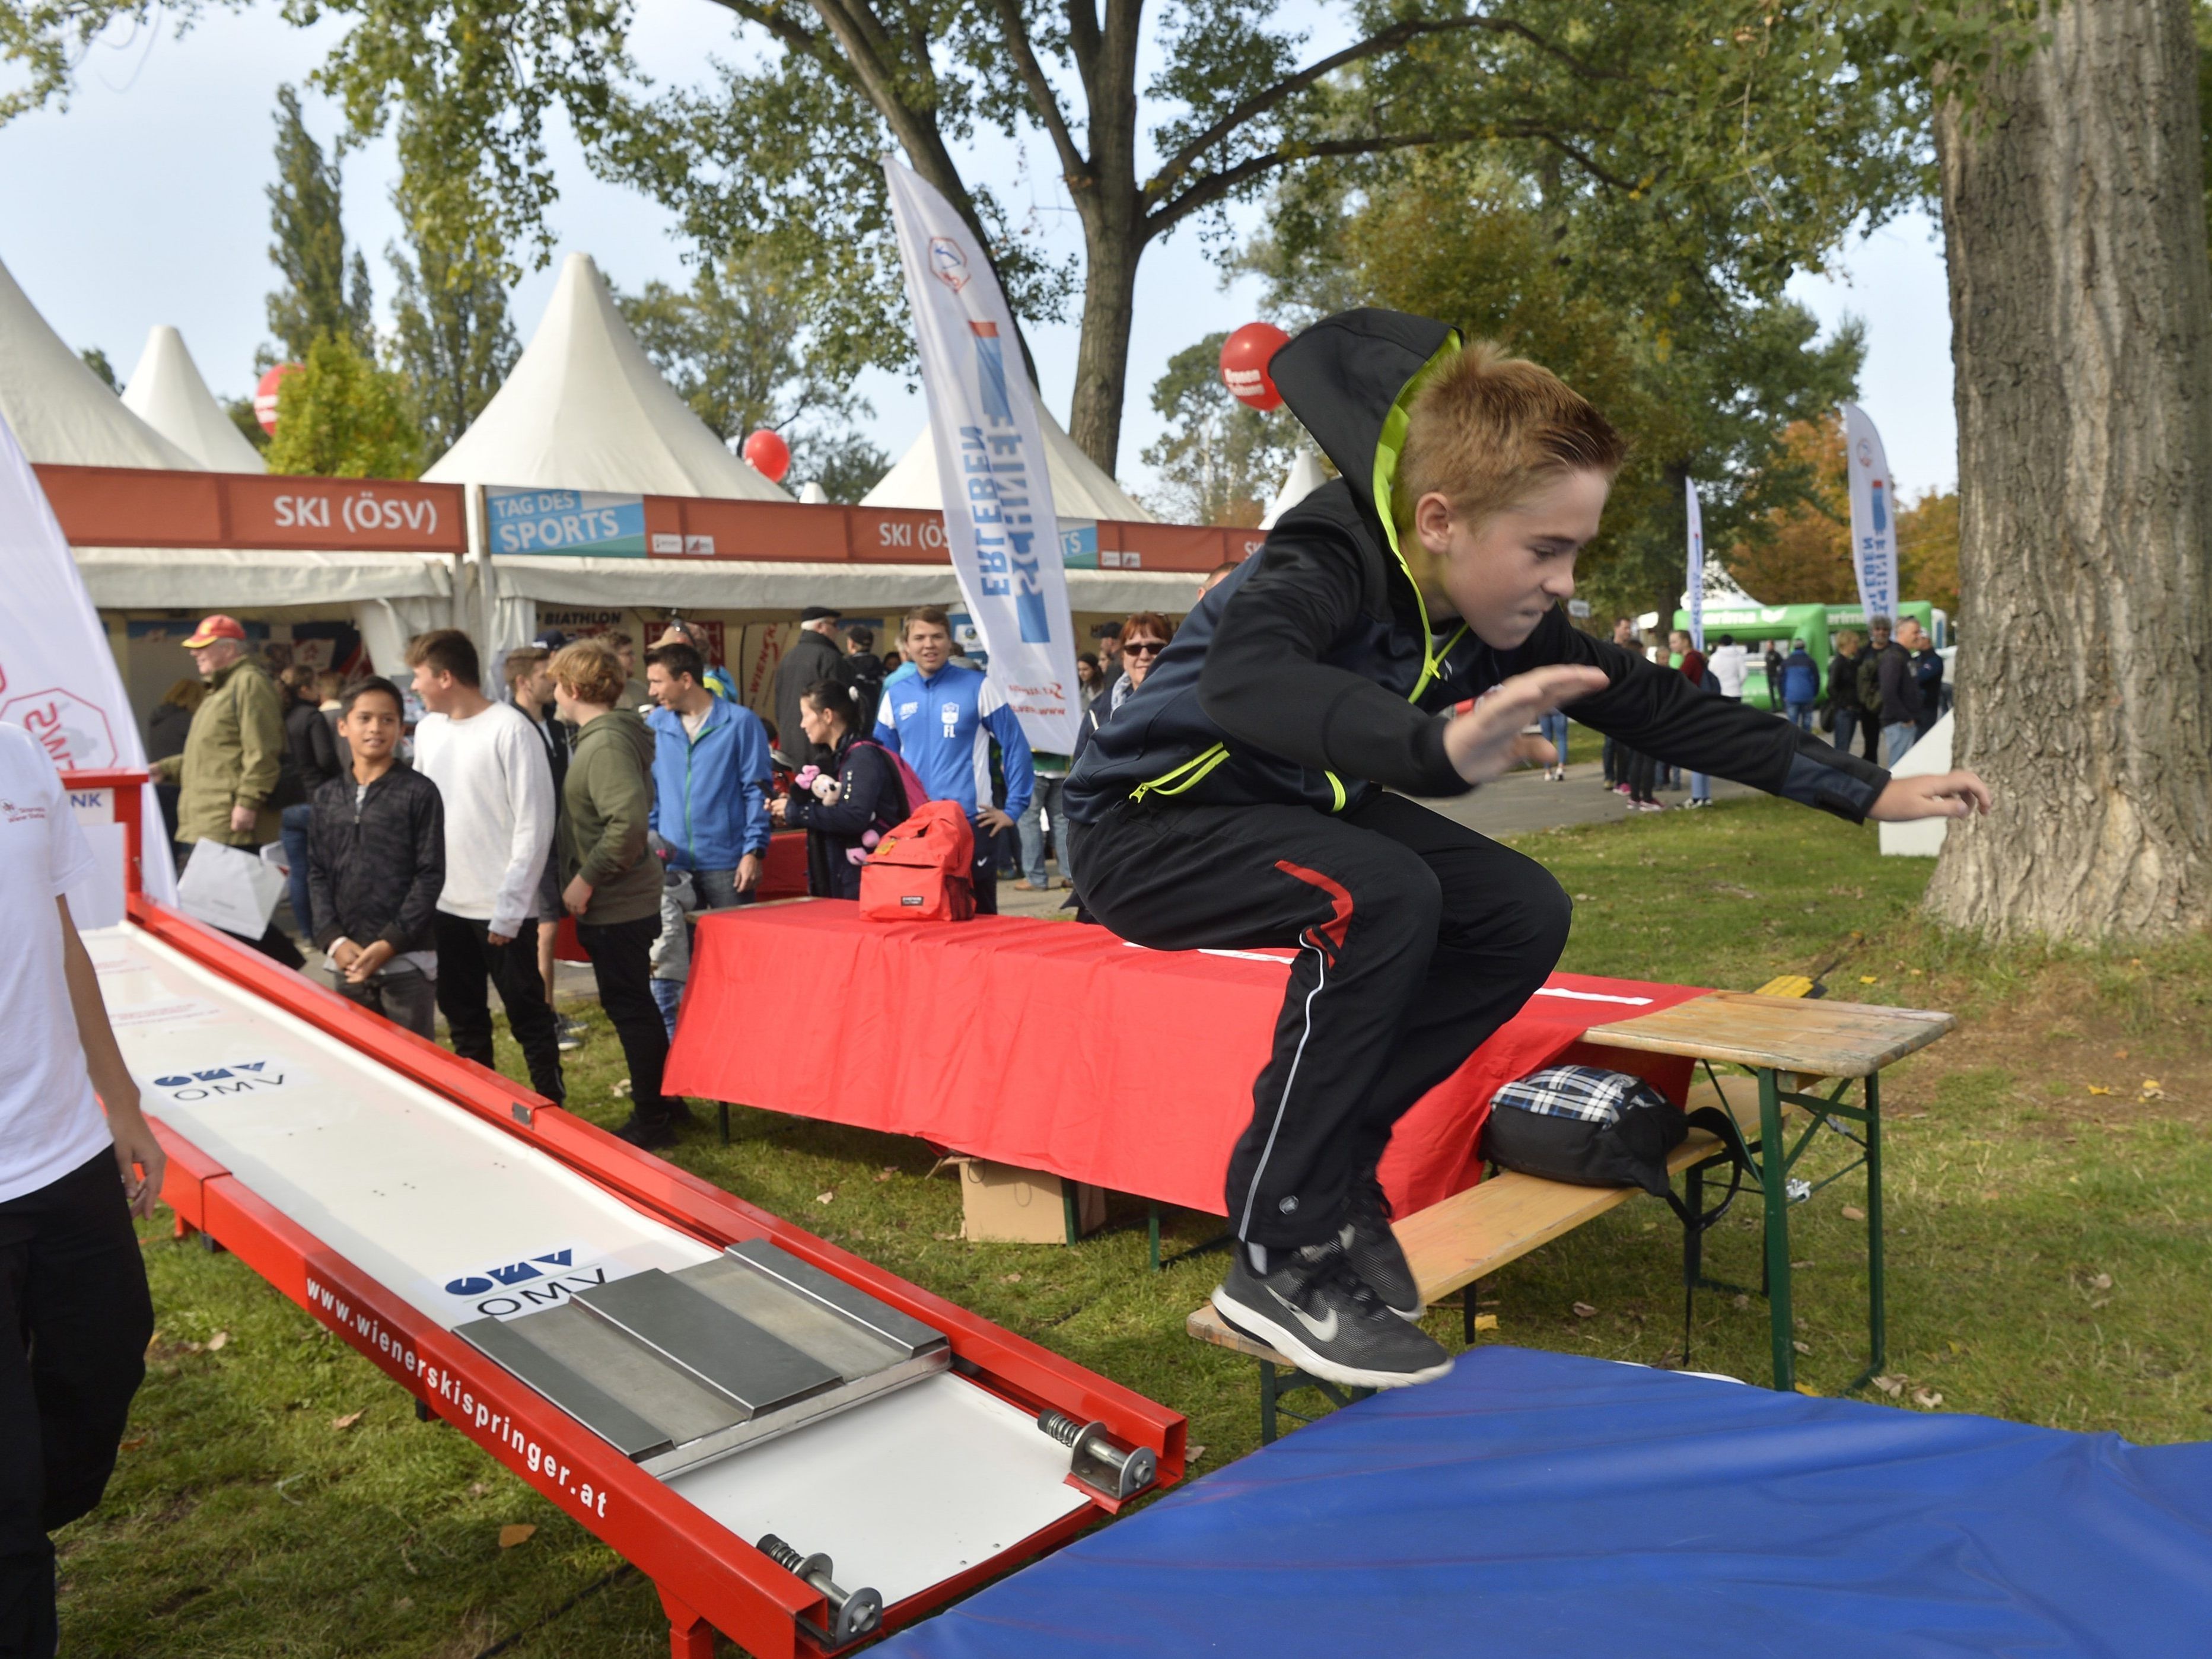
[{"xmin": 1071, "ymin": 612, "xmax": 1176, "ymax": 766}]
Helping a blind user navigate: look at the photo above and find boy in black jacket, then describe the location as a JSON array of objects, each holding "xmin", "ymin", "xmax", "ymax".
[
  {"xmin": 307, "ymin": 677, "xmax": 445, "ymax": 1038},
  {"xmin": 1064, "ymin": 311, "xmax": 1990, "ymax": 1390}
]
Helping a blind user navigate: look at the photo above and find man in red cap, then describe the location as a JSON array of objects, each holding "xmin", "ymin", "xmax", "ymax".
[{"xmin": 152, "ymin": 616, "xmax": 300, "ymax": 966}]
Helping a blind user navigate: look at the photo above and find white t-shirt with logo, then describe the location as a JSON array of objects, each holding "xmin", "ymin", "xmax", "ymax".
[{"xmin": 0, "ymin": 724, "xmax": 110, "ymax": 1203}]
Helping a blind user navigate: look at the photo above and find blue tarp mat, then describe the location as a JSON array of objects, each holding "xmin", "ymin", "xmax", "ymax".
[{"xmin": 883, "ymin": 1346, "xmax": 2212, "ymax": 1658}]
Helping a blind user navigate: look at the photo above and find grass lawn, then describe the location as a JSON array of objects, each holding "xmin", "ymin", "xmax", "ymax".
[{"xmin": 57, "ymin": 797, "xmax": 2212, "ymax": 1656}]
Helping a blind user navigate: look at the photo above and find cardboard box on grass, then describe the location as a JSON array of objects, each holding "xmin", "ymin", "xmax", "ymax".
[{"xmin": 957, "ymin": 1158, "xmax": 1107, "ymax": 1244}]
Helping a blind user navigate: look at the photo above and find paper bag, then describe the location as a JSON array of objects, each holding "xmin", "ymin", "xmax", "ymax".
[{"xmin": 177, "ymin": 840, "xmax": 284, "ymax": 937}]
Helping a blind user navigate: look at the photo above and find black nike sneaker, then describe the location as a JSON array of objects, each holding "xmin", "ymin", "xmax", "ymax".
[
  {"xmin": 1341, "ymin": 1173, "xmax": 1422, "ymax": 1320},
  {"xmin": 1212, "ymin": 1238, "xmax": 1452, "ymax": 1391}
]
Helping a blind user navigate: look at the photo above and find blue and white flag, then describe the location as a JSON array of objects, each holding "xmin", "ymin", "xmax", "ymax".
[
  {"xmin": 1684, "ymin": 475, "xmax": 1706, "ymax": 651},
  {"xmin": 1841, "ymin": 403, "xmax": 1901, "ymax": 626},
  {"xmin": 883, "ymin": 159, "xmax": 1080, "ymax": 752}
]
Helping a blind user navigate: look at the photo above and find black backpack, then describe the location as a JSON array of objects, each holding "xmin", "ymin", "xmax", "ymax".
[{"xmin": 1481, "ymin": 1065, "xmax": 1751, "ymax": 1231}]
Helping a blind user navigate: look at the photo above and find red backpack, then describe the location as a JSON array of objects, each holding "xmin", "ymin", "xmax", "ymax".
[
  {"xmin": 850, "ymin": 739, "xmax": 931, "ymax": 816},
  {"xmin": 859, "ymin": 800, "xmax": 976, "ymax": 922}
]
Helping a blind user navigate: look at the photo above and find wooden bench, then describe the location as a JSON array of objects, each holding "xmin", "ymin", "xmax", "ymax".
[{"xmin": 1189, "ymin": 988, "xmax": 1955, "ymax": 1435}]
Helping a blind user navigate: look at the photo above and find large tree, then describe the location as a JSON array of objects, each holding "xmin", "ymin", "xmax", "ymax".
[
  {"xmin": 387, "ymin": 128, "xmax": 521, "ymax": 460},
  {"xmin": 1923, "ymin": 0, "xmax": 2212, "ymax": 942},
  {"xmin": 265, "ymin": 85, "xmax": 375, "ymax": 366},
  {"xmin": 1141, "ymin": 331, "xmax": 1307, "ymax": 525},
  {"xmin": 0, "ymin": 0, "xmax": 1925, "ymax": 475}
]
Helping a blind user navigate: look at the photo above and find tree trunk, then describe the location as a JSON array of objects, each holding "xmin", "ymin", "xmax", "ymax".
[
  {"xmin": 1924, "ymin": 0, "xmax": 2212, "ymax": 942},
  {"xmin": 1068, "ymin": 221, "xmax": 1141, "ymax": 474}
]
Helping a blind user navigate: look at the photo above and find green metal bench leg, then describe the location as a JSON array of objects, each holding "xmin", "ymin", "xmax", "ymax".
[
  {"xmin": 1062, "ymin": 1183, "xmax": 1080, "ymax": 1246},
  {"xmin": 1259, "ymin": 1360, "xmax": 1281, "ymax": 1444},
  {"xmin": 717, "ymin": 1101, "xmax": 729, "ymax": 1146},
  {"xmin": 1863, "ymin": 1070, "xmax": 1886, "ymax": 1383},
  {"xmin": 1759, "ymin": 1066, "xmax": 1796, "ymax": 1391}
]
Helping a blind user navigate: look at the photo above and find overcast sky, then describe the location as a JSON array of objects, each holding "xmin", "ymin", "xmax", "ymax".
[{"xmin": 0, "ymin": 4, "xmax": 1957, "ymax": 501}]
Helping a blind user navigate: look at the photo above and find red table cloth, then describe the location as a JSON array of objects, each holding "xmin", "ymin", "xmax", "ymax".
[{"xmin": 665, "ymin": 902, "xmax": 1710, "ymax": 1217}]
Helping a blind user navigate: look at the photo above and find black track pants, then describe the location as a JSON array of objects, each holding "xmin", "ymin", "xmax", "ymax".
[
  {"xmin": 1073, "ymin": 794, "xmax": 1571, "ymax": 1251},
  {"xmin": 1, "ymin": 1151, "xmax": 155, "ymax": 1659}
]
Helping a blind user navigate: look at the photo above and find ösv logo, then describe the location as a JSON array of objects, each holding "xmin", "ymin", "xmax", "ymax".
[{"xmin": 152, "ymin": 1060, "xmax": 287, "ymax": 1100}]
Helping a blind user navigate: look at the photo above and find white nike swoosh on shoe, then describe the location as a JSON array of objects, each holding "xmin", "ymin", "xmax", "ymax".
[{"xmin": 1270, "ymin": 1287, "xmax": 1338, "ymax": 1343}]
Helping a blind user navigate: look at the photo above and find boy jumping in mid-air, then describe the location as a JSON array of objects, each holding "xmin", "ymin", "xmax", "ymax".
[{"xmin": 1062, "ymin": 310, "xmax": 1990, "ymax": 1390}]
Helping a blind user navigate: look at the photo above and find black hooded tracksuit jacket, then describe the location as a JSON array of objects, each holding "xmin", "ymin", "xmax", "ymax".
[{"xmin": 1065, "ymin": 308, "xmax": 1890, "ymax": 1253}]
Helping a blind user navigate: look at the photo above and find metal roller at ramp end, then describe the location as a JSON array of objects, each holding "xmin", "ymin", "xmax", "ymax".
[
  {"xmin": 1036, "ymin": 1409, "xmax": 1157, "ymax": 1501},
  {"xmin": 758, "ymin": 1532, "xmax": 883, "ymax": 1645}
]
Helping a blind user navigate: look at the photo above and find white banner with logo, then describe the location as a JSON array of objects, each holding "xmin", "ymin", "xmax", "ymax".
[
  {"xmin": 0, "ymin": 410, "xmax": 176, "ymax": 901},
  {"xmin": 1683, "ymin": 475, "xmax": 1706, "ymax": 651},
  {"xmin": 1842, "ymin": 403, "xmax": 1901, "ymax": 626},
  {"xmin": 882, "ymin": 158, "xmax": 1081, "ymax": 753}
]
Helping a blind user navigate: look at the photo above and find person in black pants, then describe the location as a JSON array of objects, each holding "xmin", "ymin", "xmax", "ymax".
[
  {"xmin": 549, "ymin": 641, "xmax": 682, "ymax": 1149},
  {"xmin": 1, "ymin": 727, "xmax": 164, "ymax": 1659},
  {"xmin": 1065, "ymin": 309, "xmax": 1993, "ymax": 1393}
]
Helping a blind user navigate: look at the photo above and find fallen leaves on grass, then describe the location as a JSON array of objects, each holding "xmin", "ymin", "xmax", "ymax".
[
  {"xmin": 611, "ymin": 1079, "xmax": 632, "ymax": 1098},
  {"xmin": 1794, "ymin": 1383, "xmax": 1822, "ymax": 1397},
  {"xmin": 1841, "ymin": 1205, "xmax": 1866, "ymax": 1221},
  {"xmin": 498, "ymin": 1524, "xmax": 537, "ymax": 1549},
  {"xmin": 1000, "ymin": 1273, "xmax": 1023, "ymax": 1284},
  {"xmin": 2139, "ymin": 1080, "xmax": 2165, "ymax": 1101},
  {"xmin": 2087, "ymin": 1085, "xmax": 2114, "ymax": 1097},
  {"xmin": 330, "ymin": 1410, "xmax": 365, "ymax": 1431},
  {"xmin": 876, "ymin": 1167, "xmax": 898, "ymax": 1182},
  {"xmin": 1732, "ymin": 1294, "xmax": 1750, "ymax": 1310},
  {"xmin": 205, "ymin": 1330, "xmax": 229, "ymax": 1352},
  {"xmin": 815, "ymin": 1191, "xmax": 835, "ymax": 1205},
  {"xmin": 1872, "ymin": 1375, "xmax": 1905, "ymax": 1397},
  {"xmin": 1571, "ymin": 1301, "xmax": 1597, "ymax": 1319},
  {"xmin": 1473, "ymin": 1313, "xmax": 1500, "ymax": 1333},
  {"xmin": 1912, "ymin": 1389, "xmax": 1944, "ymax": 1409},
  {"xmin": 2089, "ymin": 1272, "xmax": 2113, "ymax": 1292},
  {"xmin": 1859, "ymin": 975, "xmax": 1879, "ymax": 985},
  {"xmin": 1792, "ymin": 1340, "xmax": 1812, "ymax": 1355},
  {"xmin": 119, "ymin": 1435, "xmax": 149, "ymax": 1451}
]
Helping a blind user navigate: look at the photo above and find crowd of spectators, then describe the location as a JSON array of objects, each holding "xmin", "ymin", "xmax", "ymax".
[{"xmin": 139, "ymin": 601, "xmax": 1144, "ymax": 1146}]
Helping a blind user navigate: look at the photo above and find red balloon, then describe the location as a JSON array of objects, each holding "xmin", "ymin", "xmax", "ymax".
[
  {"xmin": 253, "ymin": 362, "xmax": 304, "ymax": 434},
  {"xmin": 743, "ymin": 428, "xmax": 792, "ymax": 483},
  {"xmin": 1220, "ymin": 321, "xmax": 1291, "ymax": 410}
]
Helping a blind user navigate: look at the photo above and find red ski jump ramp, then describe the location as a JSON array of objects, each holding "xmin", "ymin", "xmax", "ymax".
[{"xmin": 89, "ymin": 871, "xmax": 1182, "ymax": 1657}]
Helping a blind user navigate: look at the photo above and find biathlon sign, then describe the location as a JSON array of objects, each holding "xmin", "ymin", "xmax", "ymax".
[
  {"xmin": 883, "ymin": 157, "xmax": 1081, "ymax": 753},
  {"xmin": 485, "ymin": 487, "xmax": 648, "ymax": 557},
  {"xmin": 1842, "ymin": 403, "xmax": 1901, "ymax": 625}
]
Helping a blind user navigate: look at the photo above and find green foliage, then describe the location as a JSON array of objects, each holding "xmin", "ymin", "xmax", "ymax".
[
  {"xmin": 224, "ymin": 396, "xmax": 274, "ymax": 455},
  {"xmin": 265, "ymin": 85, "xmax": 375, "ymax": 365},
  {"xmin": 616, "ymin": 250, "xmax": 886, "ymax": 501},
  {"xmin": 1252, "ymin": 145, "xmax": 1867, "ymax": 622},
  {"xmin": 263, "ymin": 332, "xmax": 423, "ymax": 479},
  {"xmin": 1141, "ymin": 331, "xmax": 1307, "ymax": 526},
  {"xmin": 387, "ymin": 174, "xmax": 520, "ymax": 460},
  {"xmin": 78, "ymin": 344, "xmax": 118, "ymax": 390}
]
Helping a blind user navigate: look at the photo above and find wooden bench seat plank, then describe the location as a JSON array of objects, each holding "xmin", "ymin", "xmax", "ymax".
[
  {"xmin": 1582, "ymin": 991, "xmax": 1955, "ymax": 1077},
  {"xmin": 1189, "ymin": 1131, "xmax": 1733, "ymax": 1365}
]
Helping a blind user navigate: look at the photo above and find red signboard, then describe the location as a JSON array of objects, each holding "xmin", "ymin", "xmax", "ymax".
[
  {"xmin": 34, "ymin": 465, "xmax": 467, "ymax": 555},
  {"xmin": 33, "ymin": 463, "xmax": 1259, "ymax": 571}
]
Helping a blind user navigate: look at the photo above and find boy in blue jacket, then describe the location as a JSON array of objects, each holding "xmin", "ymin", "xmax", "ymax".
[
  {"xmin": 645, "ymin": 641, "xmax": 771, "ymax": 1032},
  {"xmin": 873, "ymin": 605, "xmax": 1034, "ymax": 915}
]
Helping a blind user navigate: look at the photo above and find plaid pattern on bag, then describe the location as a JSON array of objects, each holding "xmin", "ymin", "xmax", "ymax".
[{"xmin": 1490, "ymin": 1065, "xmax": 1669, "ymax": 1127}]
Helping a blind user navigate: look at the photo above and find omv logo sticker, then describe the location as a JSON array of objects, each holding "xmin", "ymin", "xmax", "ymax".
[
  {"xmin": 441, "ymin": 1247, "xmax": 619, "ymax": 1320},
  {"xmin": 151, "ymin": 1061, "xmax": 288, "ymax": 1100}
]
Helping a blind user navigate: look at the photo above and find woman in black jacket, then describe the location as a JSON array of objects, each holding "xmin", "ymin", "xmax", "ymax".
[{"xmin": 773, "ymin": 679, "xmax": 902, "ymax": 899}]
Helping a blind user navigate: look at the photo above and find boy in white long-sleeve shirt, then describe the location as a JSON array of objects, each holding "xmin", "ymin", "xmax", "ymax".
[{"xmin": 406, "ymin": 629, "xmax": 566, "ymax": 1101}]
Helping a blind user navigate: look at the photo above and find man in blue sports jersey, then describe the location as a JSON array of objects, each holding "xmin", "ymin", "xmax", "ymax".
[{"xmin": 873, "ymin": 604, "xmax": 1034, "ymax": 915}]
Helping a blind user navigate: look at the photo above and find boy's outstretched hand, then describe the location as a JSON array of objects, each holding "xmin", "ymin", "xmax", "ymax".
[
  {"xmin": 1443, "ymin": 667, "xmax": 1610, "ymax": 785},
  {"xmin": 1867, "ymin": 770, "xmax": 1993, "ymax": 821}
]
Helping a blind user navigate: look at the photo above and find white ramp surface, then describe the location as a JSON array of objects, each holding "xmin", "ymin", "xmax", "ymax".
[{"xmin": 88, "ymin": 925, "xmax": 1090, "ymax": 1587}]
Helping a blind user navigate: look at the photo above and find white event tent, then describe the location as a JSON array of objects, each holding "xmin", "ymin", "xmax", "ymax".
[
  {"xmin": 862, "ymin": 404, "xmax": 1156, "ymax": 523},
  {"xmin": 0, "ymin": 251, "xmax": 454, "ymax": 706},
  {"xmin": 120, "ymin": 326, "xmax": 267, "ymax": 473},
  {"xmin": 1259, "ymin": 448, "xmax": 1329, "ymax": 529}
]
